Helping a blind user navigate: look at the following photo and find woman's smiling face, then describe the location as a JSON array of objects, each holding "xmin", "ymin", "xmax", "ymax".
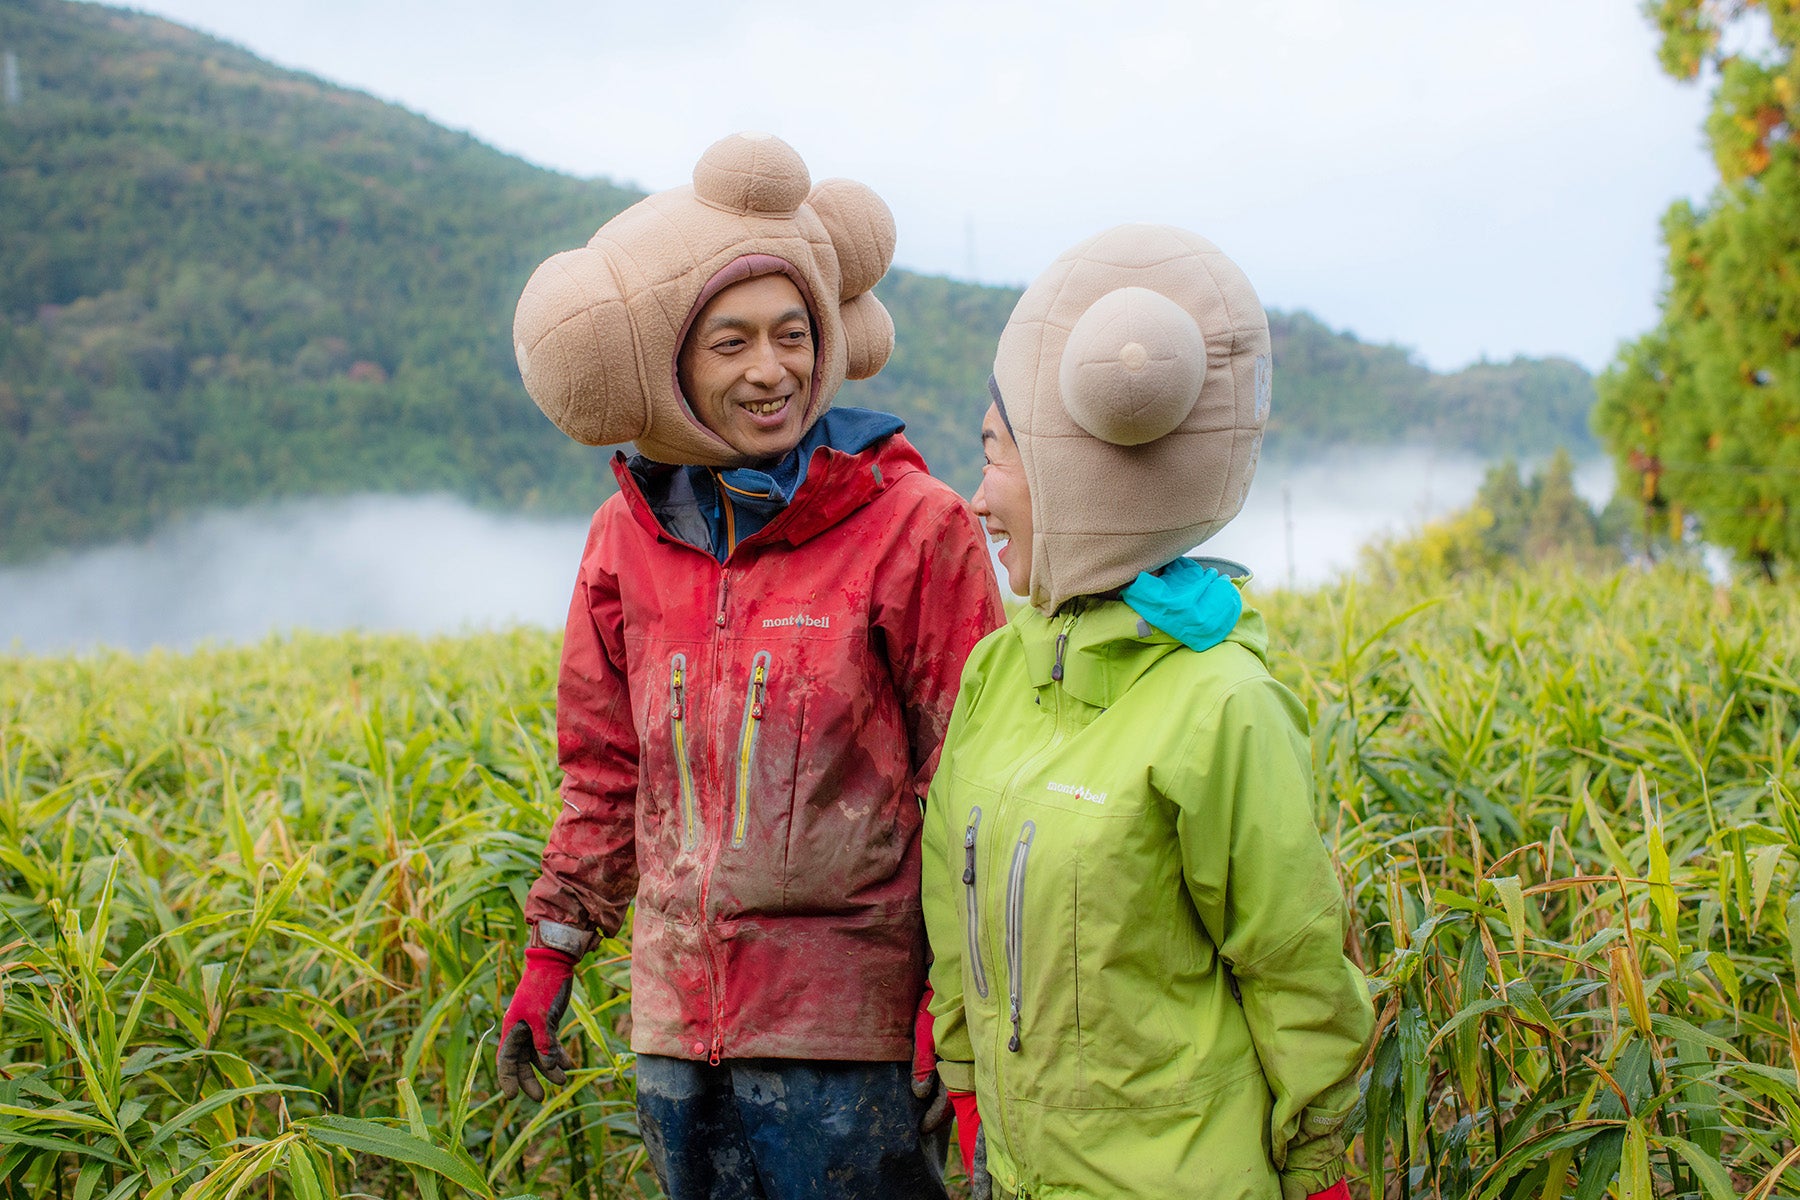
[{"xmin": 972, "ymin": 402, "xmax": 1032, "ymax": 597}]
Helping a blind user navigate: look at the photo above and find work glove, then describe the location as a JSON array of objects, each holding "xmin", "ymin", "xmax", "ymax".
[
  {"xmin": 910, "ymin": 985, "xmax": 951, "ymax": 1133},
  {"xmin": 1307, "ymin": 1182, "xmax": 1351, "ymax": 1200},
  {"xmin": 948, "ymin": 1090, "xmax": 988, "ymax": 1200},
  {"xmin": 497, "ymin": 946, "xmax": 577, "ymax": 1102}
]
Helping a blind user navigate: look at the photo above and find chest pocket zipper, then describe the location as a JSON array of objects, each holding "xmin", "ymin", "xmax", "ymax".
[
  {"xmin": 963, "ymin": 807, "xmax": 989, "ymax": 998},
  {"xmin": 731, "ymin": 651, "xmax": 771, "ymax": 849},
  {"xmin": 669, "ymin": 654, "xmax": 698, "ymax": 852},
  {"xmin": 1005, "ymin": 820, "xmax": 1036, "ymax": 1052}
]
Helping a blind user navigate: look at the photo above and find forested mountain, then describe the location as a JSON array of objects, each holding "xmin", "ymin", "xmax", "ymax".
[{"xmin": 0, "ymin": 0, "xmax": 1596, "ymax": 562}]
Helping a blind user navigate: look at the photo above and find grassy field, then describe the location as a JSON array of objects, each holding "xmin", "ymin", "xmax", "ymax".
[{"xmin": 1, "ymin": 563, "xmax": 1797, "ymax": 1198}]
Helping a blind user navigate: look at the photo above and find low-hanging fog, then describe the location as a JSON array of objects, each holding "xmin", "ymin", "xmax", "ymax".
[{"xmin": 0, "ymin": 449, "xmax": 1613, "ymax": 657}]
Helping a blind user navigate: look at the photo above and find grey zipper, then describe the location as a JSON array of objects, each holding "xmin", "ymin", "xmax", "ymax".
[
  {"xmin": 1005, "ymin": 820, "xmax": 1035, "ymax": 1052},
  {"xmin": 963, "ymin": 807, "xmax": 989, "ymax": 999}
]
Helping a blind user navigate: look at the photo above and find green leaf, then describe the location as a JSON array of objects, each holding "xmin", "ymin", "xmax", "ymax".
[
  {"xmin": 0, "ymin": 1131, "xmax": 128, "ymax": 1166},
  {"xmin": 1400, "ymin": 1006, "xmax": 1429, "ymax": 1169},
  {"xmin": 144, "ymin": 1084, "xmax": 313, "ymax": 1151},
  {"xmin": 287, "ymin": 1144, "xmax": 328, "ymax": 1200},
  {"xmin": 1649, "ymin": 1012, "xmax": 1743, "ymax": 1061},
  {"xmin": 1749, "ymin": 844, "xmax": 1785, "ymax": 927},
  {"xmin": 1473, "ymin": 1121, "xmax": 1618, "ymax": 1200},
  {"xmin": 298, "ymin": 1115, "xmax": 492, "ymax": 1197},
  {"xmin": 397, "ymin": 1078, "xmax": 443, "ymax": 1200},
  {"xmin": 1504, "ymin": 978, "xmax": 1557, "ymax": 1031},
  {"xmin": 1571, "ymin": 1126, "xmax": 1624, "ymax": 1200},
  {"xmin": 0, "ymin": 1102, "xmax": 115, "ymax": 1132},
  {"xmin": 1645, "ymin": 820, "xmax": 1676, "ymax": 936},
  {"xmin": 75, "ymin": 1158, "xmax": 106, "ymax": 1200},
  {"xmin": 1582, "ymin": 790, "xmax": 1635, "ymax": 879},
  {"xmin": 1703, "ymin": 952, "xmax": 1741, "ymax": 1016},
  {"xmin": 1487, "ymin": 875, "xmax": 1528, "ymax": 955},
  {"xmin": 97, "ymin": 1173, "xmax": 145, "ymax": 1200},
  {"xmin": 1788, "ymin": 892, "xmax": 1800, "ymax": 985},
  {"xmin": 1618, "ymin": 1118, "xmax": 1651, "ymax": 1200},
  {"xmin": 1363, "ymin": 1032, "xmax": 1399, "ymax": 1200},
  {"xmin": 1656, "ymin": 1132, "xmax": 1739, "ymax": 1200}
]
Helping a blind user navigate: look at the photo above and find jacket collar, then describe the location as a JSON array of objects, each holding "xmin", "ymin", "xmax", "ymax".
[
  {"xmin": 1012, "ymin": 594, "xmax": 1269, "ymax": 710},
  {"xmin": 613, "ymin": 431, "xmax": 926, "ymax": 554}
]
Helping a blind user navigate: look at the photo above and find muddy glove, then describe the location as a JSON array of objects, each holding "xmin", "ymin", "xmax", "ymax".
[
  {"xmin": 497, "ymin": 946, "xmax": 577, "ymax": 1102},
  {"xmin": 948, "ymin": 1090, "xmax": 988, "ymax": 1199},
  {"xmin": 910, "ymin": 985, "xmax": 951, "ymax": 1133}
]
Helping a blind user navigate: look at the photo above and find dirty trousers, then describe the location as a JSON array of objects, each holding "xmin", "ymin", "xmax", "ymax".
[{"xmin": 635, "ymin": 1055, "xmax": 949, "ymax": 1200}]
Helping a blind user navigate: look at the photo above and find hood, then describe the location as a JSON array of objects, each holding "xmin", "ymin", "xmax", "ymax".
[
  {"xmin": 992, "ymin": 224, "xmax": 1272, "ymax": 614},
  {"xmin": 513, "ymin": 132, "xmax": 898, "ymax": 467}
]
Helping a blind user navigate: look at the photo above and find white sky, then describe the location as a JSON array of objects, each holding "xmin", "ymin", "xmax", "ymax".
[{"xmin": 106, "ymin": 0, "xmax": 1717, "ymax": 372}]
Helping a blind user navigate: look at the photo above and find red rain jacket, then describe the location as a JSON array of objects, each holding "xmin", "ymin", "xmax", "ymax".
[{"xmin": 524, "ymin": 432, "xmax": 1005, "ymax": 1063}]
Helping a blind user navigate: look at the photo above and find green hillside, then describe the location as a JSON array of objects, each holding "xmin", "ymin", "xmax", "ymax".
[{"xmin": 0, "ymin": 0, "xmax": 1595, "ymax": 563}]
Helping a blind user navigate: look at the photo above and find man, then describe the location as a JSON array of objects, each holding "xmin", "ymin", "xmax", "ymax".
[{"xmin": 496, "ymin": 132, "xmax": 1004, "ymax": 1199}]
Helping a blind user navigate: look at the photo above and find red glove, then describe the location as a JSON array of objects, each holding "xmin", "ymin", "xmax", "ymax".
[
  {"xmin": 1308, "ymin": 1181, "xmax": 1352, "ymax": 1200},
  {"xmin": 910, "ymin": 986, "xmax": 951, "ymax": 1132},
  {"xmin": 912, "ymin": 985, "xmax": 936, "ymax": 1083},
  {"xmin": 496, "ymin": 946, "xmax": 577, "ymax": 1102},
  {"xmin": 948, "ymin": 1090, "xmax": 981, "ymax": 1178}
]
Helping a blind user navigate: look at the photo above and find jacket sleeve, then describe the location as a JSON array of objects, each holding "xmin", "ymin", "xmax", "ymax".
[
  {"xmin": 1171, "ymin": 674, "xmax": 1375, "ymax": 1200},
  {"xmin": 522, "ymin": 518, "xmax": 640, "ymax": 941},
  {"xmin": 920, "ymin": 661, "xmax": 983, "ymax": 1094},
  {"xmin": 870, "ymin": 488, "xmax": 1006, "ymax": 801}
]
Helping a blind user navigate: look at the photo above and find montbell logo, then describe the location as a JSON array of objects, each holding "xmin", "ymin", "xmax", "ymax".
[
  {"xmin": 762, "ymin": 612, "xmax": 832, "ymax": 630},
  {"xmin": 1047, "ymin": 781, "xmax": 1107, "ymax": 805}
]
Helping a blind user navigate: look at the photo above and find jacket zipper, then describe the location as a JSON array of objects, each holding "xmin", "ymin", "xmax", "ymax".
[
  {"xmin": 963, "ymin": 807, "xmax": 990, "ymax": 998},
  {"xmin": 989, "ymin": 615, "xmax": 1076, "ymax": 1181},
  {"xmin": 731, "ymin": 651, "xmax": 771, "ymax": 849},
  {"xmin": 669, "ymin": 653, "xmax": 698, "ymax": 852},
  {"xmin": 1004, "ymin": 820, "xmax": 1035, "ymax": 1052},
  {"xmin": 700, "ymin": 569, "xmax": 729, "ymax": 1061},
  {"xmin": 1050, "ymin": 612, "xmax": 1076, "ymax": 681}
]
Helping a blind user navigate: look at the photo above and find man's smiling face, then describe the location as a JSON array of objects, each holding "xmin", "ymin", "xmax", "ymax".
[{"xmin": 677, "ymin": 273, "xmax": 815, "ymax": 463}]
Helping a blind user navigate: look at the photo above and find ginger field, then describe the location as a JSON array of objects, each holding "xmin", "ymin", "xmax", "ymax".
[{"xmin": 2, "ymin": 565, "xmax": 1798, "ymax": 1199}]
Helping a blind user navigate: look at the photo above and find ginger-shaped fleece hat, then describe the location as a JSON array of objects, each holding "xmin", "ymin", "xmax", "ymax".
[
  {"xmin": 512, "ymin": 132, "xmax": 897, "ymax": 466},
  {"xmin": 992, "ymin": 223, "xmax": 1272, "ymax": 614}
]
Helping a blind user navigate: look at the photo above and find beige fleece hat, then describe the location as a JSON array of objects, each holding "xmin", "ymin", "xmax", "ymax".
[
  {"xmin": 992, "ymin": 223, "xmax": 1271, "ymax": 613},
  {"xmin": 512, "ymin": 132, "xmax": 897, "ymax": 466}
]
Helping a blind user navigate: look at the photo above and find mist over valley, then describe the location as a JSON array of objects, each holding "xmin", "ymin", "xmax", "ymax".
[{"xmin": 0, "ymin": 450, "xmax": 1614, "ymax": 656}]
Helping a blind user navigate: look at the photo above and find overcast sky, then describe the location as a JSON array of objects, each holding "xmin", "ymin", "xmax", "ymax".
[{"xmin": 104, "ymin": 0, "xmax": 1720, "ymax": 374}]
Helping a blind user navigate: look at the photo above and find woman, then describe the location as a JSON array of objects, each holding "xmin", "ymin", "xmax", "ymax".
[{"xmin": 922, "ymin": 225, "xmax": 1374, "ymax": 1200}]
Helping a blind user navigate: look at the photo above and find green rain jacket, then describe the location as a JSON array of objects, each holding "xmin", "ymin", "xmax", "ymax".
[{"xmin": 923, "ymin": 591, "xmax": 1375, "ymax": 1200}]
